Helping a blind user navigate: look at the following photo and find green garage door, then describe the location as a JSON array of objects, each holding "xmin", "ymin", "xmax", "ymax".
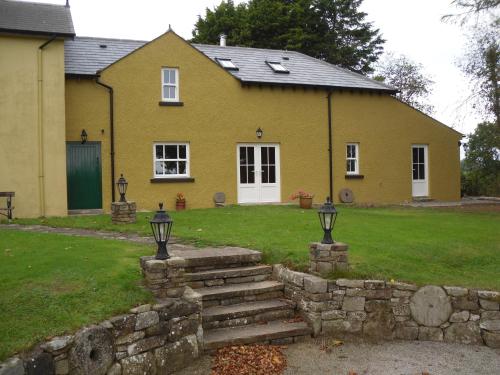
[{"xmin": 66, "ymin": 142, "xmax": 103, "ymax": 210}]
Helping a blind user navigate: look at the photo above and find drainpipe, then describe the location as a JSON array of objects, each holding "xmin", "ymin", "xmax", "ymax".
[
  {"xmin": 37, "ymin": 35, "xmax": 57, "ymax": 217},
  {"xmin": 95, "ymin": 77, "xmax": 116, "ymax": 203},
  {"xmin": 327, "ymin": 91, "xmax": 333, "ymax": 201}
]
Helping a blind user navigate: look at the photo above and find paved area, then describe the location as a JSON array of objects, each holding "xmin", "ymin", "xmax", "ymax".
[
  {"xmin": 404, "ymin": 197, "xmax": 500, "ymax": 208},
  {"xmin": 175, "ymin": 339, "xmax": 500, "ymax": 375}
]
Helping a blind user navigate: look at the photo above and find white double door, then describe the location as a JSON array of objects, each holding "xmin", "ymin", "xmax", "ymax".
[
  {"xmin": 412, "ymin": 145, "xmax": 429, "ymax": 197},
  {"xmin": 237, "ymin": 144, "xmax": 281, "ymax": 203}
]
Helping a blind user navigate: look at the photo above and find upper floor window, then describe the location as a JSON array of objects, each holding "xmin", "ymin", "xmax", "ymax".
[
  {"xmin": 346, "ymin": 143, "xmax": 359, "ymax": 174},
  {"xmin": 161, "ymin": 68, "xmax": 179, "ymax": 102},
  {"xmin": 154, "ymin": 143, "xmax": 189, "ymax": 178}
]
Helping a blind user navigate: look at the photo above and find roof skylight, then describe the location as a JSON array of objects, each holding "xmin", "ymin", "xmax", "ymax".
[
  {"xmin": 216, "ymin": 58, "xmax": 238, "ymax": 70},
  {"xmin": 267, "ymin": 61, "xmax": 289, "ymax": 73}
]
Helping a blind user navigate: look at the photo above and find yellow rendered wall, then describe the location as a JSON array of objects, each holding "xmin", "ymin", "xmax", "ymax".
[
  {"xmin": 0, "ymin": 35, "xmax": 67, "ymax": 218},
  {"xmin": 65, "ymin": 31, "xmax": 461, "ymax": 211}
]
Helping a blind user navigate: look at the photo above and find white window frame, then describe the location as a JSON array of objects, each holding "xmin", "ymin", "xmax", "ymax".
[
  {"xmin": 161, "ymin": 68, "xmax": 179, "ymax": 102},
  {"xmin": 346, "ymin": 143, "xmax": 359, "ymax": 175},
  {"xmin": 153, "ymin": 143, "xmax": 190, "ymax": 178},
  {"xmin": 266, "ymin": 61, "xmax": 289, "ymax": 73},
  {"xmin": 216, "ymin": 58, "xmax": 239, "ymax": 70}
]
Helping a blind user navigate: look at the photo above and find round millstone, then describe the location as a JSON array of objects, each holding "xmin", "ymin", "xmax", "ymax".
[
  {"xmin": 69, "ymin": 325, "xmax": 114, "ymax": 375},
  {"xmin": 410, "ymin": 285, "xmax": 452, "ymax": 327}
]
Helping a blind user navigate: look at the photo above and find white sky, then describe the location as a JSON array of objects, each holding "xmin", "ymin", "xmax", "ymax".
[{"xmin": 23, "ymin": 0, "xmax": 485, "ymax": 135}]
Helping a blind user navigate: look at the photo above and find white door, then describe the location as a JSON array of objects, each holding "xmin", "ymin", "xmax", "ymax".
[
  {"xmin": 237, "ymin": 144, "xmax": 281, "ymax": 203},
  {"xmin": 412, "ymin": 145, "xmax": 429, "ymax": 197}
]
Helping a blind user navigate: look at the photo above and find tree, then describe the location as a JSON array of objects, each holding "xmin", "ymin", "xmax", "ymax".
[
  {"xmin": 442, "ymin": 0, "xmax": 500, "ymax": 25},
  {"xmin": 462, "ymin": 122, "xmax": 500, "ymax": 196},
  {"xmin": 373, "ymin": 53, "xmax": 435, "ymax": 114},
  {"xmin": 192, "ymin": 0, "xmax": 385, "ymax": 74}
]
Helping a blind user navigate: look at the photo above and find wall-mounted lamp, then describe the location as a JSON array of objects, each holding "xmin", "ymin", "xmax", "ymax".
[
  {"xmin": 80, "ymin": 129, "xmax": 88, "ymax": 144},
  {"xmin": 256, "ymin": 127, "xmax": 263, "ymax": 139}
]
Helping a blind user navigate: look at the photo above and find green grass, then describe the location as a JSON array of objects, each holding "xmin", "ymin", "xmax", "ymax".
[
  {"xmin": 12, "ymin": 205, "xmax": 500, "ymax": 290},
  {"xmin": 0, "ymin": 229, "xmax": 154, "ymax": 361}
]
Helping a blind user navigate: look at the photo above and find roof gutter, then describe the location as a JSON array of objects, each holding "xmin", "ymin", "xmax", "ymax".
[
  {"xmin": 95, "ymin": 77, "xmax": 116, "ymax": 203},
  {"xmin": 327, "ymin": 91, "xmax": 333, "ymax": 201},
  {"xmin": 36, "ymin": 34, "xmax": 57, "ymax": 217}
]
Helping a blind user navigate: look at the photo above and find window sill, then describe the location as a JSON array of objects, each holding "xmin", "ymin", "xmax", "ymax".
[
  {"xmin": 150, "ymin": 177, "xmax": 195, "ymax": 183},
  {"xmin": 345, "ymin": 174, "xmax": 364, "ymax": 179},
  {"xmin": 159, "ymin": 101, "xmax": 184, "ymax": 107}
]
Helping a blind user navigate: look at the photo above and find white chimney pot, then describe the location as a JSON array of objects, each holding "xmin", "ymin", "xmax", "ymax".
[{"xmin": 219, "ymin": 34, "xmax": 227, "ymax": 47}]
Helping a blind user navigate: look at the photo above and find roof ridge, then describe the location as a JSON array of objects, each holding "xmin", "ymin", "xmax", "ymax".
[
  {"xmin": 74, "ymin": 35, "xmax": 148, "ymax": 43},
  {"xmin": 192, "ymin": 43, "xmax": 291, "ymax": 54},
  {"xmin": 1, "ymin": 0, "xmax": 69, "ymax": 8}
]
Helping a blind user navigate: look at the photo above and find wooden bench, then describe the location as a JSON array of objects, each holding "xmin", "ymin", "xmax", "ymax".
[{"xmin": 0, "ymin": 192, "xmax": 14, "ymax": 221}]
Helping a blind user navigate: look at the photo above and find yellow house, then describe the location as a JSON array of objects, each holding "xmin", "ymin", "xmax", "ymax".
[{"xmin": 1, "ymin": 0, "xmax": 462, "ymax": 218}]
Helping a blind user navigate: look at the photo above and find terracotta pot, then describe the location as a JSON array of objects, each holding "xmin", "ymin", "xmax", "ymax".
[
  {"xmin": 299, "ymin": 197, "xmax": 313, "ymax": 209},
  {"xmin": 175, "ymin": 201, "xmax": 186, "ymax": 211}
]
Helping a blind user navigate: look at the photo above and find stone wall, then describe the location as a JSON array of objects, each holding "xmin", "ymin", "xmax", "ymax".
[
  {"xmin": 111, "ymin": 202, "xmax": 136, "ymax": 224},
  {"xmin": 0, "ymin": 289, "xmax": 203, "ymax": 375},
  {"xmin": 140, "ymin": 256, "xmax": 187, "ymax": 299},
  {"xmin": 273, "ymin": 264, "xmax": 500, "ymax": 349}
]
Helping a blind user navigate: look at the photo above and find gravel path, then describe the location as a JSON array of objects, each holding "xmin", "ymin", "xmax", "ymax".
[{"xmin": 175, "ymin": 339, "xmax": 500, "ymax": 375}]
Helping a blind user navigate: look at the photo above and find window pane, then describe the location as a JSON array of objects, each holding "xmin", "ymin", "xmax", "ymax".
[
  {"xmin": 179, "ymin": 145, "xmax": 186, "ymax": 159},
  {"xmin": 419, "ymin": 148, "xmax": 424, "ymax": 163},
  {"xmin": 269, "ymin": 148, "xmax": 275, "ymax": 164},
  {"xmin": 248, "ymin": 147, "xmax": 254, "ymax": 164},
  {"xmin": 347, "ymin": 160, "xmax": 351, "ymax": 172},
  {"xmin": 261, "ymin": 147, "xmax": 268, "ymax": 165},
  {"xmin": 178, "ymin": 161, "xmax": 186, "ymax": 175},
  {"xmin": 240, "ymin": 166, "xmax": 247, "ymax": 183},
  {"xmin": 419, "ymin": 164, "xmax": 425, "ymax": 180},
  {"xmin": 170, "ymin": 69, "xmax": 176, "ymax": 84},
  {"xmin": 248, "ymin": 166, "xmax": 255, "ymax": 183},
  {"xmin": 169, "ymin": 86, "xmax": 176, "ymax": 99},
  {"xmin": 165, "ymin": 145, "xmax": 177, "ymax": 159},
  {"xmin": 262, "ymin": 166, "xmax": 269, "ymax": 183},
  {"xmin": 351, "ymin": 145, "xmax": 356, "ymax": 158},
  {"xmin": 413, "ymin": 148, "xmax": 418, "ymax": 163},
  {"xmin": 165, "ymin": 161, "xmax": 177, "ymax": 174},
  {"xmin": 163, "ymin": 70, "xmax": 169, "ymax": 84},
  {"xmin": 155, "ymin": 161, "xmax": 163, "ymax": 175},
  {"xmin": 269, "ymin": 166, "xmax": 276, "ymax": 183},
  {"xmin": 155, "ymin": 145, "xmax": 163, "ymax": 159},
  {"xmin": 240, "ymin": 147, "xmax": 247, "ymax": 165}
]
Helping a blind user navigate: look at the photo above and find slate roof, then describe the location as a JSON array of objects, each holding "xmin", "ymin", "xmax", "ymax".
[
  {"xmin": 0, "ymin": 0, "xmax": 74, "ymax": 37},
  {"xmin": 64, "ymin": 35, "xmax": 395, "ymax": 93}
]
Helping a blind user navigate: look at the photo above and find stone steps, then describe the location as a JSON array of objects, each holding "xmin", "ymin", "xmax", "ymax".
[
  {"xmin": 197, "ymin": 281, "xmax": 284, "ymax": 307},
  {"xmin": 202, "ymin": 299, "xmax": 295, "ymax": 330},
  {"xmin": 172, "ymin": 247, "xmax": 262, "ymax": 272},
  {"xmin": 186, "ymin": 265, "xmax": 272, "ymax": 289},
  {"xmin": 204, "ymin": 321, "xmax": 312, "ymax": 351}
]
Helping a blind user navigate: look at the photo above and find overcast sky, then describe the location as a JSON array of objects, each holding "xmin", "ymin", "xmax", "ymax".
[{"xmin": 24, "ymin": 0, "xmax": 486, "ymax": 135}]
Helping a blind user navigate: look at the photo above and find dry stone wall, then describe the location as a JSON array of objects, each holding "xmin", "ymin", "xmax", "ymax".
[
  {"xmin": 273, "ymin": 264, "xmax": 500, "ymax": 348},
  {"xmin": 0, "ymin": 289, "xmax": 203, "ymax": 375}
]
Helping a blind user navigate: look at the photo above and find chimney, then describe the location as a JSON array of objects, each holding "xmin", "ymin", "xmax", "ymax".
[
  {"xmin": 65, "ymin": 0, "xmax": 70, "ymax": 7},
  {"xmin": 219, "ymin": 34, "xmax": 227, "ymax": 47}
]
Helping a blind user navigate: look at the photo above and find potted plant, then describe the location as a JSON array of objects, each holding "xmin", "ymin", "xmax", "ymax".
[
  {"xmin": 290, "ymin": 190, "xmax": 314, "ymax": 209},
  {"xmin": 175, "ymin": 192, "xmax": 186, "ymax": 211}
]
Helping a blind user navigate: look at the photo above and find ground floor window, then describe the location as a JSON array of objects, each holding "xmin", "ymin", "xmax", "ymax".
[
  {"xmin": 153, "ymin": 143, "xmax": 189, "ymax": 178},
  {"xmin": 346, "ymin": 143, "xmax": 359, "ymax": 174}
]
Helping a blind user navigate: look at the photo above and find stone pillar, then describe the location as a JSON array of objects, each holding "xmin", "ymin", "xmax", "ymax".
[
  {"xmin": 140, "ymin": 256, "xmax": 186, "ymax": 298},
  {"xmin": 111, "ymin": 201, "xmax": 136, "ymax": 224},
  {"xmin": 309, "ymin": 242, "xmax": 349, "ymax": 275}
]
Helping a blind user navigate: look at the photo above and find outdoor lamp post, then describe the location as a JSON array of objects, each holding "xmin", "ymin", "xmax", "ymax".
[
  {"xmin": 318, "ymin": 197, "xmax": 337, "ymax": 244},
  {"xmin": 116, "ymin": 174, "xmax": 128, "ymax": 202},
  {"xmin": 150, "ymin": 203, "xmax": 173, "ymax": 260}
]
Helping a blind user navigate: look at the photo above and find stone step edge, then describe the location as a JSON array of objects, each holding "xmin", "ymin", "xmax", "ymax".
[
  {"xmin": 197, "ymin": 281, "xmax": 284, "ymax": 301},
  {"xmin": 203, "ymin": 321, "xmax": 312, "ymax": 351},
  {"xmin": 202, "ymin": 299, "xmax": 296, "ymax": 323},
  {"xmin": 185, "ymin": 265, "xmax": 272, "ymax": 282}
]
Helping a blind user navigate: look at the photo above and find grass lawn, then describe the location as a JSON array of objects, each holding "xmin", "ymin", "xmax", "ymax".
[
  {"xmin": 12, "ymin": 204, "xmax": 500, "ymax": 290},
  {"xmin": 0, "ymin": 229, "xmax": 154, "ymax": 361}
]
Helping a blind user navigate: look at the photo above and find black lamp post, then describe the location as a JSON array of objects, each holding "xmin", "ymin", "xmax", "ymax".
[
  {"xmin": 256, "ymin": 127, "xmax": 263, "ymax": 139},
  {"xmin": 80, "ymin": 129, "xmax": 88, "ymax": 144},
  {"xmin": 116, "ymin": 174, "xmax": 128, "ymax": 202},
  {"xmin": 150, "ymin": 203, "xmax": 173, "ymax": 260},
  {"xmin": 318, "ymin": 197, "xmax": 338, "ymax": 244}
]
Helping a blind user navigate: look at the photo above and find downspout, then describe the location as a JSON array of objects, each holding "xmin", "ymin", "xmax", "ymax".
[
  {"xmin": 95, "ymin": 77, "xmax": 116, "ymax": 203},
  {"xmin": 37, "ymin": 35, "xmax": 57, "ymax": 217},
  {"xmin": 327, "ymin": 91, "xmax": 333, "ymax": 201}
]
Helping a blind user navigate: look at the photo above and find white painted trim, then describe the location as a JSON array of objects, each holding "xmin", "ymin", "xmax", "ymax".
[
  {"xmin": 152, "ymin": 142, "xmax": 190, "ymax": 178},
  {"xmin": 346, "ymin": 143, "xmax": 359, "ymax": 175},
  {"xmin": 411, "ymin": 144, "xmax": 429, "ymax": 197}
]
